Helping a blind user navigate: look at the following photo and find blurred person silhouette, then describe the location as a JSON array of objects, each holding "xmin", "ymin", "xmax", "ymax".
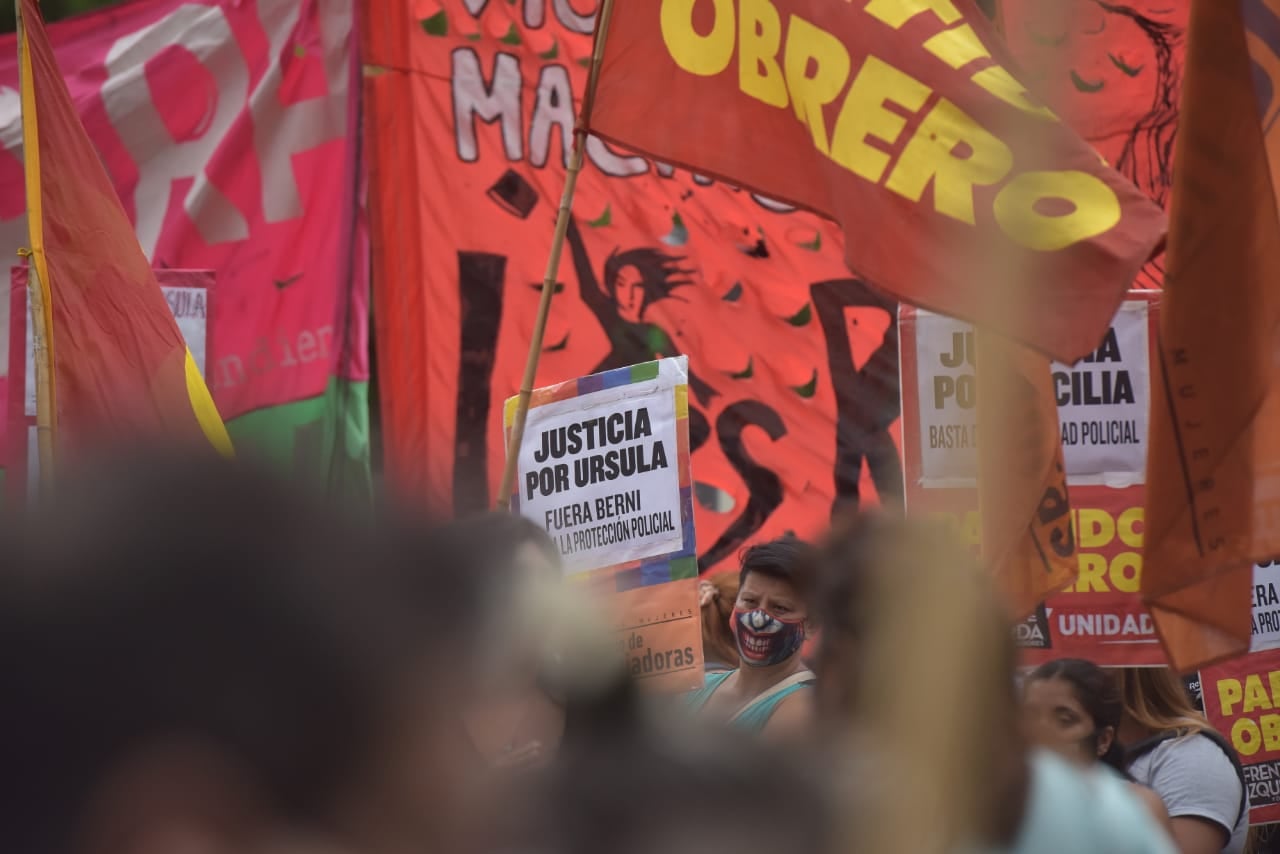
[
  {"xmin": 1118, "ymin": 667, "xmax": 1249, "ymax": 854},
  {"xmin": 0, "ymin": 447, "xmax": 480, "ymax": 854},
  {"xmin": 429, "ymin": 512, "xmax": 569, "ymax": 773},
  {"xmin": 810, "ymin": 513, "xmax": 1176, "ymax": 854},
  {"xmin": 685, "ymin": 536, "xmax": 817, "ymax": 737},
  {"xmin": 496, "ymin": 667, "xmax": 834, "ymax": 854},
  {"xmin": 1022, "ymin": 659, "xmax": 1171, "ymax": 831},
  {"xmin": 697, "ymin": 572, "xmax": 740, "ymax": 673}
]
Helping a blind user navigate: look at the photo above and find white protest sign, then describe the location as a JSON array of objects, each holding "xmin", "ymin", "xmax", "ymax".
[
  {"xmin": 510, "ymin": 357, "xmax": 687, "ymax": 575},
  {"xmin": 24, "ymin": 279, "xmax": 210, "ymax": 418},
  {"xmin": 914, "ymin": 300, "xmax": 1150, "ymax": 486},
  {"xmin": 1252, "ymin": 561, "xmax": 1280, "ymax": 652}
]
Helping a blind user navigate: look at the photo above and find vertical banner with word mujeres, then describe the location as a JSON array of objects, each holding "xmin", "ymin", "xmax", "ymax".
[
  {"xmin": 1202, "ymin": 649, "xmax": 1280, "ymax": 825},
  {"xmin": 901, "ymin": 292, "xmax": 1162, "ymax": 666},
  {"xmin": 505, "ymin": 356, "xmax": 701, "ymax": 691}
]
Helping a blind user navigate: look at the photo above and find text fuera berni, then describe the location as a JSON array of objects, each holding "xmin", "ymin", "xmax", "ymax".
[{"xmin": 526, "ymin": 406, "xmax": 670, "ymax": 500}]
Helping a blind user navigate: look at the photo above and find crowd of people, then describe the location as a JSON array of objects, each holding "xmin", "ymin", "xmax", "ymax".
[{"xmin": 0, "ymin": 449, "xmax": 1263, "ymax": 854}]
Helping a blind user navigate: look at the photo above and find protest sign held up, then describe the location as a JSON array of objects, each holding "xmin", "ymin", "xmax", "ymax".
[
  {"xmin": 901, "ymin": 292, "xmax": 1161, "ymax": 666},
  {"xmin": 505, "ymin": 357, "xmax": 702, "ymax": 691},
  {"xmin": 1202, "ymin": 648, "xmax": 1280, "ymax": 825},
  {"xmin": 6, "ymin": 267, "xmax": 215, "ymax": 504},
  {"xmin": 912, "ymin": 300, "xmax": 1150, "ymax": 487}
]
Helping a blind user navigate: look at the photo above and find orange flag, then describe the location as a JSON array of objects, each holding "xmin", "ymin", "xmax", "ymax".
[
  {"xmin": 16, "ymin": 0, "xmax": 232, "ymax": 458},
  {"xmin": 971, "ymin": 0, "xmax": 1075, "ymax": 618},
  {"xmin": 976, "ymin": 332, "xmax": 1075, "ymax": 617},
  {"xmin": 1143, "ymin": 0, "xmax": 1280, "ymax": 670},
  {"xmin": 588, "ymin": 0, "xmax": 1166, "ymax": 363}
]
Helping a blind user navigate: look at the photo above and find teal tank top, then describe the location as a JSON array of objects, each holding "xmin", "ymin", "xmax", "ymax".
[{"xmin": 685, "ymin": 669, "xmax": 815, "ymax": 733}]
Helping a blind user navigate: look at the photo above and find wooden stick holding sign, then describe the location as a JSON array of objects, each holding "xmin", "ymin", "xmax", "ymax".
[
  {"xmin": 496, "ymin": 0, "xmax": 618, "ymax": 509},
  {"xmin": 16, "ymin": 0, "xmax": 58, "ymax": 494}
]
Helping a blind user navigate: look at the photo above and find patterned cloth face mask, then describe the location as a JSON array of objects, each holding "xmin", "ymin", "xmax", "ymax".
[{"xmin": 731, "ymin": 607, "xmax": 805, "ymax": 667}]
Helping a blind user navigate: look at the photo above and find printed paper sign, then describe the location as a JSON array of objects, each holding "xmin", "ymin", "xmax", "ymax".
[
  {"xmin": 510, "ymin": 358, "xmax": 686, "ymax": 574},
  {"xmin": 1201, "ymin": 649, "xmax": 1280, "ymax": 825},
  {"xmin": 6, "ymin": 267, "xmax": 212, "ymax": 499},
  {"xmin": 1253, "ymin": 561, "xmax": 1280, "ymax": 653},
  {"xmin": 901, "ymin": 292, "xmax": 1166, "ymax": 667},
  {"xmin": 505, "ymin": 357, "xmax": 703, "ymax": 692},
  {"xmin": 23, "ymin": 279, "xmax": 210, "ymax": 419},
  {"xmin": 913, "ymin": 300, "xmax": 1150, "ymax": 486}
]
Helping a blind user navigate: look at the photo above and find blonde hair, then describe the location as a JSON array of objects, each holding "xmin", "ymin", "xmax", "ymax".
[{"xmin": 1118, "ymin": 667, "xmax": 1208, "ymax": 736}]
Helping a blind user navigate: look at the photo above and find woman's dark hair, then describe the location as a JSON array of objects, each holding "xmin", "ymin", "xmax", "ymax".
[
  {"xmin": 1027, "ymin": 658, "xmax": 1126, "ymax": 770},
  {"xmin": 602, "ymin": 247, "xmax": 695, "ymax": 315},
  {"xmin": 738, "ymin": 534, "xmax": 817, "ymax": 599}
]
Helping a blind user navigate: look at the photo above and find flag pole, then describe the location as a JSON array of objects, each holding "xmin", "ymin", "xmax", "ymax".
[
  {"xmin": 15, "ymin": 0, "xmax": 57, "ymax": 491},
  {"xmin": 27, "ymin": 263, "xmax": 55, "ymax": 484},
  {"xmin": 496, "ymin": 0, "xmax": 617, "ymax": 510}
]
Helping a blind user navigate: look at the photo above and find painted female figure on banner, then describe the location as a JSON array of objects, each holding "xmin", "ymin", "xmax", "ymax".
[{"xmin": 565, "ymin": 219, "xmax": 720, "ymax": 408}]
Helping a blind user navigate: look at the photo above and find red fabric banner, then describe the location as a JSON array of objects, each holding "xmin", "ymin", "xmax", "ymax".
[
  {"xmin": 1142, "ymin": 0, "xmax": 1280, "ymax": 671},
  {"xmin": 1000, "ymin": 1, "xmax": 1186, "ymax": 289},
  {"xmin": 1201, "ymin": 648, "xmax": 1280, "ymax": 825},
  {"xmin": 17, "ymin": 0, "xmax": 230, "ymax": 456},
  {"xmin": 0, "ymin": 0, "xmax": 368, "ymax": 487},
  {"xmin": 364, "ymin": 0, "xmax": 904, "ymax": 563},
  {"xmin": 588, "ymin": 0, "xmax": 1167, "ymax": 363}
]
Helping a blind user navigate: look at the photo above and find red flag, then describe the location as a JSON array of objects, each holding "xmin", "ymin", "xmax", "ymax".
[
  {"xmin": 976, "ymin": 333, "xmax": 1075, "ymax": 617},
  {"xmin": 17, "ymin": 0, "xmax": 231, "ymax": 457},
  {"xmin": 588, "ymin": 0, "xmax": 1166, "ymax": 363},
  {"xmin": 1142, "ymin": 0, "xmax": 1280, "ymax": 670}
]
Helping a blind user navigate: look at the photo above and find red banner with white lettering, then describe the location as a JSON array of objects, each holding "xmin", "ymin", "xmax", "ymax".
[{"xmin": 363, "ymin": 0, "xmax": 904, "ymax": 557}]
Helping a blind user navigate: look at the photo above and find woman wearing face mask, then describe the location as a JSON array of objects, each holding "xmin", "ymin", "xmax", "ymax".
[
  {"xmin": 685, "ymin": 536, "xmax": 817, "ymax": 738},
  {"xmin": 1022, "ymin": 659, "xmax": 1171, "ymax": 832}
]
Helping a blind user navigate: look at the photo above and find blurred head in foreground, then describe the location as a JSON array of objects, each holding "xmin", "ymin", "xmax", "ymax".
[
  {"xmin": 811, "ymin": 513, "xmax": 1027, "ymax": 851},
  {"xmin": 0, "ymin": 448, "xmax": 475, "ymax": 854},
  {"xmin": 502, "ymin": 708, "xmax": 834, "ymax": 854},
  {"xmin": 428, "ymin": 513, "xmax": 560, "ymax": 679},
  {"xmin": 425, "ymin": 511, "xmax": 576, "ymax": 772}
]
